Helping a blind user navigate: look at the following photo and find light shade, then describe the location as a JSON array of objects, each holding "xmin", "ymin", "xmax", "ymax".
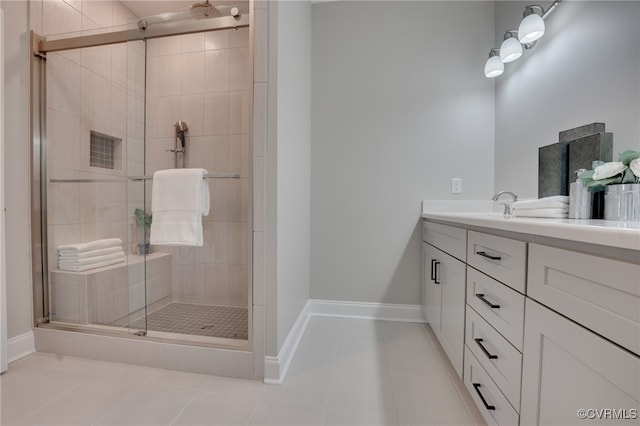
[
  {"xmin": 518, "ymin": 11, "xmax": 545, "ymax": 44},
  {"xmin": 484, "ymin": 52, "xmax": 504, "ymax": 78},
  {"xmin": 500, "ymin": 35, "xmax": 523, "ymax": 63}
]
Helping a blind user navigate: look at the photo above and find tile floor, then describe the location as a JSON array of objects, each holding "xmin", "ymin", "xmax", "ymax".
[
  {"xmin": 127, "ymin": 303, "xmax": 249, "ymax": 340},
  {"xmin": 0, "ymin": 317, "xmax": 484, "ymax": 426}
]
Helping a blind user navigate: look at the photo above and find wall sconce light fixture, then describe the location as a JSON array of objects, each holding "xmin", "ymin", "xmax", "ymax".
[
  {"xmin": 484, "ymin": 0, "xmax": 561, "ymax": 78},
  {"xmin": 500, "ymin": 30, "xmax": 523, "ymax": 63},
  {"xmin": 518, "ymin": 5, "xmax": 546, "ymax": 44},
  {"xmin": 485, "ymin": 48, "xmax": 504, "ymax": 78}
]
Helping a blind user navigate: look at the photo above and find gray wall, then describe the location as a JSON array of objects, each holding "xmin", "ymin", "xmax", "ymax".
[
  {"xmin": 310, "ymin": 1, "xmax": 496, "ymax": 304},
  {"xmin": 266, "ymin": 0, "xmax": 312, "ymax": 355},
  {"xmin": 495, "ymin": 1, "xmax": 640, "ymax": 198},
  {"xmin": 2, "ymin": 0, "xmax": 33, "ymax": 340}
]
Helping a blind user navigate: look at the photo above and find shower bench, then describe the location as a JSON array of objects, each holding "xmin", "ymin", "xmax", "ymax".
[{"xmin": 50, "ymin": 252, "xmax": 172, "ymax": 326}]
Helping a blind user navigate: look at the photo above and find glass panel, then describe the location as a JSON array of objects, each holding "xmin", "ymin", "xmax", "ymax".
[
  {"xmin": 45, "ymin": 39, "xmax": 136, "ymax": 329},
  {"xmin": 125, "ymin": 39, "xmax": 148, "ymax": 335},
  {"xmin": 140, "ymin": 28, "xmax": 251, "ymax": 341}
]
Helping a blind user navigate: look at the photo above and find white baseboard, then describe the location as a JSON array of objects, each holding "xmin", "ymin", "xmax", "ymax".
[
  {"xmin": 263, "ymin": 300, "xmax": 311, "ymax": 385},
  {"xmin": 264, "ymin": 299, "xmax": 425, "ymax": 384},
  {"xmin": 8, "ymin": 330, "xmax": 35, "ymax": 363},
  {"xmin": 308, "ymin": 299, "xmax": 426, "ymax": 323}
]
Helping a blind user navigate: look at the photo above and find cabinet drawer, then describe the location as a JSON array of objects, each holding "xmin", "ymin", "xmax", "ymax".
[
  {"xmin": 464, "ymin": 346, "xmax": 520, "ymax": 426},
  {"xmin": 466, "ymin": 306, "xmax": 522, "ymax": 410},
  {"xmin": 467, "ymin": 231, "xmax": 527, "ymax": 293},
  {"xmin": 467, "ymin": 267, "xmax": 525, "ymax": 351},
  {"xmin": 528, "ymin": 243, "xmax": 640, "ymax": 356},
  {"xmin": 423, "ymin": 221, "xmax": 467, "ymax": 261}
]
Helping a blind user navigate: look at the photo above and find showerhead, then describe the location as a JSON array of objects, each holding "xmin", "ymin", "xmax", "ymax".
[
  {"xmin": 189, "ymin": 0, "xmax": 222, "ymax": 19},
  {"xmin": 175, "ymin": 120, "xmax": 188, "ymax": 148}
]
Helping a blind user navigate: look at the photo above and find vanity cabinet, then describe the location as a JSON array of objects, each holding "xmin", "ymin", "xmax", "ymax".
[
  {"xmin": 423, "ymin": 216, "xmax": 640, "ymax": 425},
  {"xmin": 422, "ymin": 222, "xmax": 467, "ymax": 378}
]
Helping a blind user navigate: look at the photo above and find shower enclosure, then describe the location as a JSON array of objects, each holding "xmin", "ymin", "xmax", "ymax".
[{"xmin": 30, "ymin": 1, "xmax": 252, "ymax": 349}]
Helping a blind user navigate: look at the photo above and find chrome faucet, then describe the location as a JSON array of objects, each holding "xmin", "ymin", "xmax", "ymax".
[{"xmin": 492, "ymin": 191, "xmax": 518, "ymax": 215}]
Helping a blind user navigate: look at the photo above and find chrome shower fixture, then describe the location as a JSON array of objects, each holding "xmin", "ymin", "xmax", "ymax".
[
  {"xmin": 175, "ymin": 120, "xmax": 188, "ymax": 149},
  {"xmin": 190, "ymin": 0, "xmax": 222, "ymax": 19},
  {"xmin": 167, "ymin": 121, "xmax": 188, "ymax": 168}
]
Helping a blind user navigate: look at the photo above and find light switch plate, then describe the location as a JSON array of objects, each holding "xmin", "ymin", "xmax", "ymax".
[{"xmin": 451, "ymin": 178, "xmax": 462, "ymax": 194}]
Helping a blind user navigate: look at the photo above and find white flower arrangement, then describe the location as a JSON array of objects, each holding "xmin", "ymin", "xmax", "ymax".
[{"xmin": 580, "ymin": 150, "xmax": 640, "ymax": 192}]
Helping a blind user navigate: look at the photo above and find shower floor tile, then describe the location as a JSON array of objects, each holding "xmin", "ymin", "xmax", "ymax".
[{"xmin": 128, "ymin": 303, "xmax": 248, "ymax": 340}]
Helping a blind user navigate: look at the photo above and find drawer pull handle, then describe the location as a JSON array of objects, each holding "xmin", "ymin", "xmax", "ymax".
[
  {"xmin": 434, "ymin": 261, "xmax": 441, "ymax": 284},
  {"xmin": 476, "ymin": 293, "xmax": 500, "ymax": 309},
  {"xmin": 474, "ymin": 338, "xmax": 498, "ymax": 360},
  {"xmin": 472, "ymin": 383, "xmax": 496, "ymax": 410},
  {"xmin": 476, "ymin": 251, "xmax": 501, "ymax": 261},
  {"xmin": 430, "ymin": 259, "xmax": 437, "ymax": 281}
]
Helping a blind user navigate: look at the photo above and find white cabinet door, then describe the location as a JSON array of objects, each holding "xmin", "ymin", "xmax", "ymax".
[
  {"xmin": 423, "ymin": 242, "xmax": 466, "ymax": 378},
  {"xmin": 438, "ymin": 249, "xmax": 466, "ymax": 378},
  {"xmin": 423, "ymin": 242, "xmax": 441, "ymax": 331},
  {"xmin": 521, "ymin": 299, "xmax": 640, "ymax": 426}
]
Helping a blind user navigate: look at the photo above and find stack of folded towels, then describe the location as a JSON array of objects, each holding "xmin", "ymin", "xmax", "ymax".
[
  {"xmin": 58, "ymin": 238, "xmax": 125, "ymax": 272},
  {"xmin": 512, "ymin": 195, "xmax": 569, "ymax": 218}
]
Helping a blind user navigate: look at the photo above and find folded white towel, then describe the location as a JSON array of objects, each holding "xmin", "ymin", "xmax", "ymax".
[
  {"xmin": 59, "ymin": 251, "xmax": 125, "ymax": 267},
  {"xmin": 513, "ymin": 208, "xmax": 569, "ymax": 218},
  {"xmin": 58, "ymin": 246, "xmax": 122, "ymax": 260},
  {"xmin": 58, "ymin": 257, "xmax": 125, "ymax": 272},
  {"xmin": 150, "ymin": 168, "xmax": 210, "ymax": 247},
  {"xmin": 512, "ymin": 196, "xmax": 569, "ymax": 210},
  {"xmin": 513, "ymin": 201, "xmax": 569, "ymax": 210},
  {"xmin": 58, "ymin": 238, "xmax": 123, "ymax": 254}
]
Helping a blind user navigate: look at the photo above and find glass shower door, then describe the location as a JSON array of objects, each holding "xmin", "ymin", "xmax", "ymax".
[
  {"xmin": 44, "ymin": 33, "xmax": 150, "ymax": 335},
  {"xmin": 124, "ymin": 38, "xmax": 149, "ymax": 336}
]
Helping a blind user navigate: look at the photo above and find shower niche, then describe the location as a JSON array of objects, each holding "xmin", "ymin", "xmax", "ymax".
[{"xmin": 31, "ymin": 1, "xmax": 253, "ymax": 351}]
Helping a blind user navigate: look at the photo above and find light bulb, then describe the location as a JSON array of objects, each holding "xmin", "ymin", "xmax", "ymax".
[
  {"xmin": 518, "ymin": 11, "xmax": 545, "ymax": 44},
  {"xmin": 500, "ymin": 36, "xmax": 522, "ymax": 63}
]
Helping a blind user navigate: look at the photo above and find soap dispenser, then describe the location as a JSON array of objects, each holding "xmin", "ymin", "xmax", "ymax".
[{"xmin": 569, "ymin": 169, "xmax": 592, "ymax": 219}]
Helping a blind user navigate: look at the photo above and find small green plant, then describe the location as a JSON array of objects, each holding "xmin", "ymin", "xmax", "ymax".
[{"xmin": 134, "ymin": 208, "xmax": 152, "ymax": 229}]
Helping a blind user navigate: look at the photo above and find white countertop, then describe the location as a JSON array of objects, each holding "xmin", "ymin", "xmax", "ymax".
[{"xmin": 421, "ymin": 200, "xmax": 640, "ymax": 251}]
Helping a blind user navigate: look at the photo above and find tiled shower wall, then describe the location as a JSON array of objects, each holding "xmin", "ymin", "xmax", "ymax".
[
  {"xmin": 145, "ymin": 29, "xmax": 250, "ymax": 308},
  {"xmin": 43, "ymin": 0, "xmax": 144, "ymax": 273}
]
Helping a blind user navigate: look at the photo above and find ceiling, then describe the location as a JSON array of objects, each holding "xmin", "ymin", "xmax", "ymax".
[{"xmin": 120, "ymin": 0, "xmax": 246, "ymax": 19}]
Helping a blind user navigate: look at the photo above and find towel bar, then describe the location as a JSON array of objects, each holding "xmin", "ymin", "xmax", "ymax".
[{"xmin": 49, "ymin": 173, "xmax": 240, "ymax": 183}]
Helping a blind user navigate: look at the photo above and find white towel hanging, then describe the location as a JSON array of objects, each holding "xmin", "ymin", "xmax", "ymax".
[{"xmin": 150, "ymin": 168, "xmax": 210, "ymax": 246}]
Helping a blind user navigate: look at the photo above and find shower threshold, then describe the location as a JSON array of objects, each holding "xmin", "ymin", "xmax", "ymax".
[{"xmin": 126, "ymin": 303, "xmax": 249, "ymax": 340}]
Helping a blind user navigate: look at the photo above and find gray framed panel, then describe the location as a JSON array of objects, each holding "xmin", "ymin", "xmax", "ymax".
[
  {"xmin": 30, "ymin": 31, "xmax": 49, "ymax": 325},
  {"xmin": 37, "ymin": 15, "xmax": 249, "ymax": 54}
]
